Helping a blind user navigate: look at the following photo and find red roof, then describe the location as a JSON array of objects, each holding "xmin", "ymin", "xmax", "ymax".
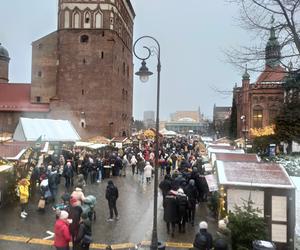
[
  {"xmin": 0, "ymin": 142, "xmax": 31, "ymax": 158},
  {"xmin": 215, "ymin": 153, "xmax": 259, "ymax": 162},
  {"xmin": 0, "ymin": 83, "xmax": 49, "ymax": 112},
  {"xmin": 256, "ymin": 65, "xmax": 287, "ymax": 83},
  {"xmin": 218, "ymin": 161, "xmax": 294, "ymax": 188}
]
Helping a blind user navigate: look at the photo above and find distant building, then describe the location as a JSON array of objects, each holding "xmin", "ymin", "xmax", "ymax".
[
  {"xmin": 213, "ymin": 105, "xmax": 231, "ymax": 136},
  {"xmin": 165, "ymin": 118, "xmax": 208, "ymax": 135},
  {"xmin": 170, "ymin": 108, "xmax": 203, "ymax": 122},
  {"xmin": 143, "ymin": 110, "xmax": 155, "ymax": 128},
  {"xmin": 0, "ymin": 0, "xmax": 135, "ymax": 139},
  {"xmin": 232, "ymin": 23, "xmax": 286, "ymax": 139}
]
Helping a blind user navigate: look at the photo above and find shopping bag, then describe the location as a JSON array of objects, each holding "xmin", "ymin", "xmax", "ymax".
[{"xmin": 38, "ymin": 199, "xmax": 45, "ymax": 209}]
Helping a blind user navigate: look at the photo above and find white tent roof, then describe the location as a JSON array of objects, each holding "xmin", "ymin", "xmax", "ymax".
[{"xmin": 13, "ymin": 118, "xmax": 81, "ymax": 142}]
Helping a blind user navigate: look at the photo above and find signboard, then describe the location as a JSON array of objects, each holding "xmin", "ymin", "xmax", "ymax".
[{"xmin": 115, "ymin": 142, "xmax": 123, "ymax": 149}]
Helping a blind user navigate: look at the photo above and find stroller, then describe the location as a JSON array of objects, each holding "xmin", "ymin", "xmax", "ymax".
[{"xmin": 81, "ymin": 195, "xmax": 97, "ymax": 221}]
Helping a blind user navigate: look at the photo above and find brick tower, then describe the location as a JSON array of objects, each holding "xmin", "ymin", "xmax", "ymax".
[{"xmin": 30, "ymin": 0, "xmax": 135, "ymax": 139}]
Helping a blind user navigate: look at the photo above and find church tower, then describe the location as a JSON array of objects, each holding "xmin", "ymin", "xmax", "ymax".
[{"xmin": 31, "ymin": 0, "xmax": 135, "ymax": 138}]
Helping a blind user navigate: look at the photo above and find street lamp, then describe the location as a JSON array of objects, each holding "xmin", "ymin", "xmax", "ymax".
[
  {"xmin": 240, "ymin": 115, "xmax": 247, "ymax": 153},
  {"xmin": 133, "ymin": 35, "xmax": 161, "ymax": 250}
]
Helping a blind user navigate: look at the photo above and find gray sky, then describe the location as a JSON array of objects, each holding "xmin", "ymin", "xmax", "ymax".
[{"xmin": 0, "ymin": 0, "xmax": 256, "ymax": 121}]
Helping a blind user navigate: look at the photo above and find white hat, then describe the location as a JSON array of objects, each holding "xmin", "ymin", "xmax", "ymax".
[
  {"xmin": 199, "ymin": 221, "xmax": 208, "ymax": 229},
  {"xmin": 177, "ymin": 188, "xmax": 184, "ymax": 194},
  {"xmin": 59, "ymin": 210, "xmax": 69, "ymax": 220}
]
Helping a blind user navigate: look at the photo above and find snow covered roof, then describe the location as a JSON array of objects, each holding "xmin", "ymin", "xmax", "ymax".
[
  {"xmin": 13, "ymin": 118, "xmax": 81, "ymax": 142},
  {"xmin": 215, "ymin": 153, "xmax": 260, "ymax": 162},
  {"xmin": 217, "ymin": 161, "xmax": 295, "ymax": 189}
]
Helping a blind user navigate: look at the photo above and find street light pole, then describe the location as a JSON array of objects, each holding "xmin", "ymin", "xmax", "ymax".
[{"xmin": 133, "ymin": 36, "xmax": 161, "ymax": 250}]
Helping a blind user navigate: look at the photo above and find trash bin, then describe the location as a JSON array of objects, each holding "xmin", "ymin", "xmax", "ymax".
[{"xmin": 253, "ymin": 240, "xmax": 276, "ymax": 250}]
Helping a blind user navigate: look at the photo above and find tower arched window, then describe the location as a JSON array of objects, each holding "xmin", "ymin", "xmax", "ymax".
[
  {"xmin": 64, "ymin": 10, "xmax": 70, "ymax": 28},
  {"xmin": 73, "ymin": 12, "xmax": 81, "ymax": 28},
  {"xmin": 80, "ymin": 35, "xmax": 89, "ymax": 43},
  {"xmin": 253, "ymin": 106, "xmax": 263, "ymax": 128},
  {"xmin": 95, "ymin": 12, "xmax": 103, "ymax": 28},
  {"xmin": 84, "ymin": 12, "xmax": 91, "ymax": 28}
]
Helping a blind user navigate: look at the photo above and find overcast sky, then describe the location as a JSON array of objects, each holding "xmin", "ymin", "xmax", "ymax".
[{"xmin": 0, "ymin": 0, "xmax": 259, "ymax": 121}]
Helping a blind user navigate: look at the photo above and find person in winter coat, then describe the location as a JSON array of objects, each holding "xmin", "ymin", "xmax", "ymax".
[
  {"xmin": 163, "ymin": 190, "xmax": 179, "ymax": 237},
  {"xmin": 114, "ymin": 156, "xmax": 122, "ymax": 177},
  {"xmin": 121, "ymin": 155, "xmax": 129, "ymax": 177},
  {"xmin": 130, "ymin": 155, "xmax": 137, "ymax": 175},
  {"xmin": 144, "ymin": 162, "xmax": 153, "ymax": 184},
  {"xmin": 159, "ymin": 175, "xmax": 172, "ymax": 203},
  {"xmin": 75, "ymin": 213, "xmax": 92, "ymax": 250},
  {"xmin": 184, "ymin": 179, "xmax": 198, "ymax": 226},
  {"xmin": 193, "ymin": 221, "xmax": 213, "ymax": 250},
  {"xmin": 63, "ymin": 162, "xmax": 74, "ymax": 189},
  {"xmin": 54, "ymin": 210, "xmax": 71, "ymax": 250},
  {"xmin": 17, "ymin": 178, "xmax": 30, "ymax": 218},
  {"xmin": 49, "ymin": 169, "xmax": 60, "ymax": 202},
  {"xmin": 137, "ymin": 157, "xmax": 145, "ymax": 183},
  {"xmin": 105, "ymin": 180, "xmax": 119, "ymax": 221},
  {"xmin": 71, "ymin": 187, "xmax": 86, "ymax": 207},
  {"xmin": 69, "ymin": 197, "xmax": 83, "ymax": 250},
  {"xmin": 176, "ymin": 188, "xmax": 189, "ymax": 233}
]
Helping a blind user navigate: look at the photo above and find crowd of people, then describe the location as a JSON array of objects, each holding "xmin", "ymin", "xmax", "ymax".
[{"xmin": 15, "ymin": 136, "xmax": 229, "ymax": 250}]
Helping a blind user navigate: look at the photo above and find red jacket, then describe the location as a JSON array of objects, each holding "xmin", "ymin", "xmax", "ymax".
[{"xmin": 54, "ymin": 219, "xmax": 71, "ymax": 247}]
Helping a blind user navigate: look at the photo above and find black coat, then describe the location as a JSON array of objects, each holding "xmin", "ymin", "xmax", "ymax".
[
  {"xmin": 163, "ymin": 193, "xmax": 179, "ymax": 223},
  {"xmin": 105, "ymin": 183, "xmax": 119, "ymax": 202},
  {"xmin": 193, "ymin": 229, "xmax": 213, "ymax": 250},
  {"xmin": 75, "ymin": 218, "xmax": 92, "ymax": 246},
  {"xmin": 177, "ymin": 194, "xmax": 188, "ymax": 221},
  {"xmin": 159, "ymin": 179, "xmax": 172, "ymax": 197},
  {"xmin": 184, "ymin": 184, "xmax": 199, "ymax": 204},
  {"xmin": 69, "ymin": 205, "xmax": 83, "ymax": 236}
]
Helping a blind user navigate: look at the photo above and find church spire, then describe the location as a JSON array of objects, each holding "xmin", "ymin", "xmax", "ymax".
[{"xmin": 265, "ymin": 16, "xmax": 281, "ymax": 67}]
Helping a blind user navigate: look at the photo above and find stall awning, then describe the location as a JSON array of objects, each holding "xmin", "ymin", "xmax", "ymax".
[{"xmin": 0, "ymin": 165, "xmax": 13, "ymax": 173}]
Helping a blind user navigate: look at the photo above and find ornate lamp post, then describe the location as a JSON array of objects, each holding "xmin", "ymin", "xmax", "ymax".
[{"xmin": 133, "ymin": 36, "xmax": 161, "ymax": 250}]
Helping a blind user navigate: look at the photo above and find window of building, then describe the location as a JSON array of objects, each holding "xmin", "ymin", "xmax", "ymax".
[
  {"xmin": 38, "ymin": 71, "xmax": 42, "ymax": 77},
  {"xmin": 269, "ymin": 107, "xmax": 278, "ymax": 124},
  {"xmin": 253, "ymin": 106, "xmax": 263, "ymax": 128},
  {"xmin": 73, "ymin": 12, "xmax": 80, "ymax": 28},
  {"xmin": 81, "ymin": 121, "xmax": 85, "ymax": 128},
  {"xmin": 82, "ymin": 89, "xmax": 84, "ymax": 95},
  {"xmin": 101, "ymin": 51, "xmax": 104, "ymax": 59},
  {"xmin": 123, "ymin": 62, "xmax": 126, "ymax": 75},
  {"xmin": 83, "ymin": 58, "xmax": 86, "ymax": 64},
  {"xmin": 95, "ymin": 12, "xmax": 103, "ymax": 29},
  {"xmin": 64, "ymin": 10, "xmax": 70, "ymax": 28},
  {"xmin": 36, "ymin": 96, "xmax": 41, "ymax": 103},
  {"xmin": 80, "ymin": 35, "xmax": 89, "ymax": 43}
]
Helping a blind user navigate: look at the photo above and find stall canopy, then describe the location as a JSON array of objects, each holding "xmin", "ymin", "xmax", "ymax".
[{"xmin": 13, "ymin": 118, "xmax": 81, "ymax": 142}]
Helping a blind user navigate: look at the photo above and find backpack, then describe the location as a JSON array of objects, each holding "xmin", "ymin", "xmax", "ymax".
[{"xmin": 194, "ymin": 232, "xmax": 208, "ymax": 250}]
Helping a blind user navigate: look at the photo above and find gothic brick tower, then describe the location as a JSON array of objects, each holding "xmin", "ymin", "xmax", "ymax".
[{"xmin": 30, "ymin": 0, "xmax": 135, "ymax": 139}]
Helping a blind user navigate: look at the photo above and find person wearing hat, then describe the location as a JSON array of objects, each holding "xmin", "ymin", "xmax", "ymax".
[
  {"xmin": 105, "ymin": 180, "xmax": 119, "ymax": 221},
  {"xmin": 176, "ymin": 188, "xmax": 189, "ymax": 233},
  {"xmin": 193, "ymin": 221, "xmax": 213, "ymax": 250},
  {"xmin": 54, "ymin": 210, "xmax": 71, "ymax": 250},
  {"xmin": 75, "ymin": 213, "xmax": 92, "ymax": 250}
]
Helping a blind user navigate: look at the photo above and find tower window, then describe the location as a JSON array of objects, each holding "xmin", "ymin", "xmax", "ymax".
[
  {"xmin": 82, "ymin": 89, "xmax": 84, "ymax": 95},
  {"xmin": 101, "ymin": 51, "xmax": 104, "ymax": 59},
  {"xmin": 102, "ymin": 31, "xmax": 105, "ymax": 37},
  {"xmin": 85, "ymin": 17, "xmax": 90, "ymax": 23},
  {"xmin": 80, "ymin": 35, "xmax": 89, "ymax": 43},
  {"xmin": 83, "ymin": 58, "xmax": 86, "ymax": 64},
  {"xmin": 38, "ymin": 71, "xmax": 42, "ymax": 77},
  {"xmin": 36, "ymin": 96, "xmax": 41, "ymax": 103},
  {"xmin": 81, "ymin": 121, "xmax": 85, "ymax": 128}
]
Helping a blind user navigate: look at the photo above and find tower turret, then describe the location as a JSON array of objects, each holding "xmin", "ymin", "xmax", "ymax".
[
  {"xmin": 0, "ymin": 43, "xmax": 10, "ymax": 83},
  {"xmin": 265, "ymin": 17, "xmax": 281, "ymax": 67}
]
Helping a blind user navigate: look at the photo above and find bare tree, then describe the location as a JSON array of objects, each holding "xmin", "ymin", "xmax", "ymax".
[{"xmin": 226, "ymin": 0, "xmax": 300, "ymax": 72}]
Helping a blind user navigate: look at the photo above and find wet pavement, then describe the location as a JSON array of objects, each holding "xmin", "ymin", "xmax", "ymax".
[{"xmin": 0, "ymin": 169, "xmax": 217, "ymax": 249}]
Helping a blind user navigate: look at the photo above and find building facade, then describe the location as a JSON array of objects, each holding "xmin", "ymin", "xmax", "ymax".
[
  {"xmin": 233, "ymin": 25, "xmax": 286, "ymax": 139},
  {"xmin": 0, "ymin": 0, "xmax": 135, "ymax": 139}
]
